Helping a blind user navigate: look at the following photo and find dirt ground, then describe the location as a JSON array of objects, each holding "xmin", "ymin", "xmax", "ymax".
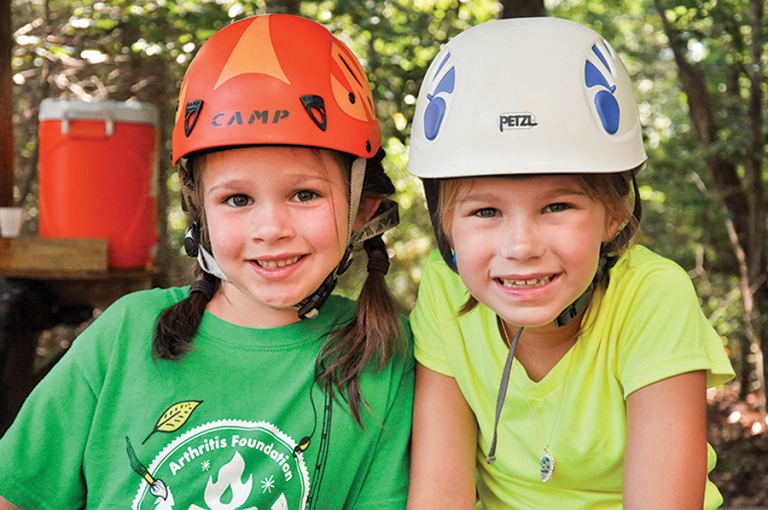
[{"xmin": 708, "ymin": 384, "xmax": 768, "ymax": 506}]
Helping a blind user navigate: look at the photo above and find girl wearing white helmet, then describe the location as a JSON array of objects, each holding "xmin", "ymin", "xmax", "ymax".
[
  {"xmin": 0, "ymin": 15, "xmax": 412, "ymax": 510},
  {"xmin": 406, "ymin": 17, "xmax": 733, "ymax": 509}
]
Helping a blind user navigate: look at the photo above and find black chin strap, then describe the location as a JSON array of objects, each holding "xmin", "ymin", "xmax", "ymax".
[
  {"xmin": 296, "ymin": 200, "xmax": 399, "ymax": 320},
  {"xmin": 297, "ymin": 245, "xmax": 354, "ymax": 320},
  {"xmin": 554, "ymin": 254, "xmax": 612, "ymax": 327}
]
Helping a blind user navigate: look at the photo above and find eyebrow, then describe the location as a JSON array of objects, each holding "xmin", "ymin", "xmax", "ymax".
[
  {"xmin": 206, "ymin": 178, "xmax": 251, "ymax": 193},
  {"xmin": 457, "ymin": 186, "xmax": 587, "ymax": 205},
  {"xmin": 542, "ymin": 187, "xmax": 588, "ymax": 199},
  {"xmin": 457, "ymin": 192, "xmax": 497, "ymax": 204},
  {"xmin": 207, "ymin": 173, "xmax": 332, "ymax": 192}
]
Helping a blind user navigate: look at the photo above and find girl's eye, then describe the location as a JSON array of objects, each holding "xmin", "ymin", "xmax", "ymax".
[
  {"xmin": 225, "ymin": 195, "xmax": 251, "ymax": 207},
  {"xmin": 294, "ymin": 190, "xmax": 318, "ymax": 202},
  {"xmin": 545, "ymin": 203, "xmax": 570, "ymax": 213},
  {"xmin": 473, "ymin": 207, "xmax": 499, "ymax": 218}
]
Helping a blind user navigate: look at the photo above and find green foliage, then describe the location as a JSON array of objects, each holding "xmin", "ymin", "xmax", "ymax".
[
  {"xmin": 10, "ymin": 0, "xmax": 501, "ymax": 308},
  {"xmin": 8, "ymin": 0, "xmax": 762, "ymax": 354},
  {"xmin": 547, "ymin": 0, "xmax": 750, "ymax": 356}
]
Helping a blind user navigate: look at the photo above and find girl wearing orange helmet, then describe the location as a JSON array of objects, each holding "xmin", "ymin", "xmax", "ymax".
[{"xmin": 0, "ymin": 15, "xmax": 411, "ymax": 510}]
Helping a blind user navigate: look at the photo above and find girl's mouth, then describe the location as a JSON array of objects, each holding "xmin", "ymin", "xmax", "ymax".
[
  {"xmin": 497, "ymin": 275, "xmax": 554, "ymax": 289},
  {"xmin": 254, "ymin": 255, "xmax": 303, "ymax": 269}
]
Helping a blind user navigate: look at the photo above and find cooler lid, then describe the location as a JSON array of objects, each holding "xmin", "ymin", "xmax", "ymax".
[{"xmin": 39, "ymin": 98, "xmax": 159, "ymax": 126}]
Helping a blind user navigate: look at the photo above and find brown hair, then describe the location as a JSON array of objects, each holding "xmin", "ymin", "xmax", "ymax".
[
  {"xmin": 152, "ymin": 148, "xmax": 403, "ymax": 427},
  {"xmin": 436, "ymin": 169, "xmax": 641, "ymax": 315}
]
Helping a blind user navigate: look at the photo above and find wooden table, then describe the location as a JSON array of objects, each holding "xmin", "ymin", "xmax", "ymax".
[{"xmin": 0, "ymin": 237, "xmax": 158, "ymax": 435}]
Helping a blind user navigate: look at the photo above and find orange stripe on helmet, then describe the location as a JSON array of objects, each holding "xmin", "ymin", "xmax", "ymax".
[{"xmin": 214, "ymin": 16, "xmax": 290, "ymax": 90}]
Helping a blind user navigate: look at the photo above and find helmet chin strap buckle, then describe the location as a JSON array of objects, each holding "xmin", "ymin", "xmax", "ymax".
[
  {"xmin": 297, "ymin": 272, "xmax": 337, "ymax": 320},
  {"xmin": 295, "ymin": 198, "xmax": 399, "ymax": 321},
  {"xmin": 554, "ymin": 288, "xmax": 592, "ymax": 327},
  {"xmin": 554, "ymin": 254, "xmax": 609, "ymax": 328},
  {"xmin": 296, "ymin": 244, "xmax": 354, "ymax": 320}
]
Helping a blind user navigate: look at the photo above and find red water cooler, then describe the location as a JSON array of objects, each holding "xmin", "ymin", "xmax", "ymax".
[{"xmin": 38, "ymin": 99, "xmax": 158, "ymax": 269}]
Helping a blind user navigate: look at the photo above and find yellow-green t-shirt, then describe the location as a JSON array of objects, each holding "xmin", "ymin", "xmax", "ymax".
[{"xmin": 411, "ymin": 245, "xmax": 734, "ymax": 509}]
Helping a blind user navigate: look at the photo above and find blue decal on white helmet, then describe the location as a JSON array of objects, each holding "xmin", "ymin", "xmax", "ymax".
[
  {"xmin": 594, "ymin": 90, "xmax": 620, "ymax": 134},
  {"xmin": 585, "ymin": 61, "xmax": 616, "ymax": 92},
  {"xmin": 424, "ymin": 52, "xmax": 455, "ymax": 141},
  {"xmin": 433, "ymin": 50, "xmax": 452, "ymax": 80},
  {"xmin": 585, "ymin": 42, "xmax": 620, "ymax": 135},
  {"xmin": 591, "ymin": 44, "xmax": 613, "ymax": 75}
]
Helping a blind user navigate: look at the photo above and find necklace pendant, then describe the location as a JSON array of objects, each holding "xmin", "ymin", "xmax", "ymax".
[{"xmin": 539, "ymin": 452, "xmax": 554, "ymax": 482}]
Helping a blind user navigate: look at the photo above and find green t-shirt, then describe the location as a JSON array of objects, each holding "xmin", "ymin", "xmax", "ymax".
[
  {"xmin": 0, "ymin": 288, "xmax": 413, "ymax": 510},
  {"xmin": 411, "ymin": 245, "xmax": 734, "ymax": 509}
]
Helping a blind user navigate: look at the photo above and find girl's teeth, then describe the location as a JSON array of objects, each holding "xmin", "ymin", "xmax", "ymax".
[
  {"xmin": 500, "ymin": 276, "xmax": 553, "ymax": 288},
  {"xmin": 258, "ymin": 255, "xmax": 301, "ymax": 269}
]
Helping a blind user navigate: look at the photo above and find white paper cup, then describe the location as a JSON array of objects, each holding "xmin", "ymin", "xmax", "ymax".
[{"xmin": 0, "ymin": 207, "xmax": 23, "ymax": 237}]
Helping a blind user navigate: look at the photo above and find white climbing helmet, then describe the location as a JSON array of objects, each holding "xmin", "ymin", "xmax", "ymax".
[{"xmin": 407, "ymin": 16, "xmax": 646, "ymax": 178}]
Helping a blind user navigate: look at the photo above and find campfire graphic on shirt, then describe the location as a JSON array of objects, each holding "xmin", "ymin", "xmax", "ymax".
[{"xmin": 128, "ymin": 418, "xmax": 310, "ymax": 510}]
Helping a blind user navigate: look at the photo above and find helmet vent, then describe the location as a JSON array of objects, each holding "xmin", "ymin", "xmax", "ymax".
[
  {"xmin": 348, "ymin": 92, "xmax": 356, "ymax": 104},
  {"xmin": 184, "ymin": 100, "xmax": 203, "ymax": 137},
  {"xmin": 585, "ymin": 46, "xmax": 620, "ymax": 135},
  {"xmin": 301, "ymin": 95, "xmax": 327, "ymax": 131},
  {"xmin": 338, "ymin": 55, "xmax": 363, "ymax": 86},
  {"xmin": 423, "ymin": 56, "xmax": 455, "ymax": 141}
]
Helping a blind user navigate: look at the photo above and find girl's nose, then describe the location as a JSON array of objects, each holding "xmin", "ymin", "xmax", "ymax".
[
  {"xmin": 498, "ymin": 218, "xmax": 545, "ymax": 261},
  {"xmin": 249, "ymin": 204, "xmax": 294, "ymax": 244}
]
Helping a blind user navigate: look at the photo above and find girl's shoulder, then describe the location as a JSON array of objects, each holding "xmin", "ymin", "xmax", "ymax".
[
  {"xmin": 597, "ymin": 245, "xmax": 735, "ymax": 393},
  {"xmin": 416, "ymin": 250, "xmax": 468, "ymax": 307},
  {"xmin": 592, "ymin": 244, "xmax": 706, "ymax": 341},
  {"xmin": 610, "ymin": 245, "xmax": 694, "ymax": 291},
  {"xmin": 325, "ymin": 293, "xmax": 414, "ymax": 350},
  {"xmin": 600, "ymin": 244, "xmax": 709, "ymax": 333},
  {"xmin": 98, "ymin": 286, "xmax": 190, "ymax": 323},
  {"xmin": 53, "ymin": 287, "xmax": 191, "ymax": 390},
  {"xmin": 74, "ymin": 286, "xmax": 190, "ymax": 349},
  {"xmin": 326, "ymin": 293, "xmax": 412, "ymax": 325},
  {"xmin": 423, "ymin": 248, "xmax": 459, "ymax": 278}
]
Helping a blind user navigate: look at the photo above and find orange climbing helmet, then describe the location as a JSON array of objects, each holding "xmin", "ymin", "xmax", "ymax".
[{"xmin": 172, "ymin": 14, "xmax": 381, "ymax": 165}]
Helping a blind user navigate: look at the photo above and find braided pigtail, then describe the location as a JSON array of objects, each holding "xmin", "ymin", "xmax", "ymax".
[
  {"xmin": 153, "ymin": 154, "xmax": 221, "ymax": 361},
  {"xmin": 316, "ymin": 156, "xmax": 404, "ymax": 427},
  {"xmin": 153, "ymin": 272, "xmax": 220, "ymax": 361}
]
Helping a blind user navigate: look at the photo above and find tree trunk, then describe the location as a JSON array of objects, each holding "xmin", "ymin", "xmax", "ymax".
[
  {"xmin": 0, "ymin": 0, "xmax": 14, "ymax": 207},
  {"xmin": 269, "ymin": 0, "xmax": 301, "ymax": 15},
  {"xmin": 500, "ymin": 0, "xmax": 546, "ymax": 19},
  {"xmin": 746, "ymin": 0, "xmax": 766, "ymax": 413},
  {"xmin": 655, "ymin": 0, "xmax": 767, "ymax": 408}
]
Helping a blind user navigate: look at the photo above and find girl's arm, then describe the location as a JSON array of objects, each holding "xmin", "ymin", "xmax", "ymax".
[
  {"xmin": 407, "ymin": 363, "xmax": 477, "ymax": 510},
  {"xmin": 0, "ymin": 496, "xmax": 22, "ymax": 510},
  {"xmin": 624, "ymin": 370, "xmax": 707, "ymax": 509}
]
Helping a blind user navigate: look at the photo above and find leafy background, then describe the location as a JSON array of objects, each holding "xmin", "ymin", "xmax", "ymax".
[{"xmin": 8, "ymin": 0, "xmax": 768, "ymax": 504}]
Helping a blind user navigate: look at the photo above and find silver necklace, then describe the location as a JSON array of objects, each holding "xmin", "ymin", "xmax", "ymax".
[{"xmin": 500, "ymin": 319, "xmax": 577, "ymax": 483}]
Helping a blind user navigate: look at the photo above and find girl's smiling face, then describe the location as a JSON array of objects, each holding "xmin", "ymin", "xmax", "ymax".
[
  {"xmin": 201, "ymin": 146, "xmax": 352, "ymax": 328},
  {"xmin": 449, "ymin": 174, "xmax": 622, "ymax": 332}
]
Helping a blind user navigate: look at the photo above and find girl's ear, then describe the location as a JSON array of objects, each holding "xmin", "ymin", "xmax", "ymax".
[
  {"xmin": 353, "ymin": 198, "xmax": 382, "ymax": 231},
  {"xmin": 603, "ymin": 210, "xmax": 627, "ymax": 243}
]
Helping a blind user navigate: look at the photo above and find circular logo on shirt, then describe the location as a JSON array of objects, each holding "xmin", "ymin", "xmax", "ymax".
[{"xmin": 129, "ymin": 419, "xmax": 310, "ymax": 510}]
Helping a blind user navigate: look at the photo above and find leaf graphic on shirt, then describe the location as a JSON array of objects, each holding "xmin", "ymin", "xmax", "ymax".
[{"xmin": 143, "ymin": 400, "xmax": 203, "ymax": 444}]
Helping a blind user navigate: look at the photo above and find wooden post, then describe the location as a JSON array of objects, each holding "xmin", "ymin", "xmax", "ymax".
[{"xmin": 0, "ymin": 0, "xmax": 14, "ymax": 207}]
